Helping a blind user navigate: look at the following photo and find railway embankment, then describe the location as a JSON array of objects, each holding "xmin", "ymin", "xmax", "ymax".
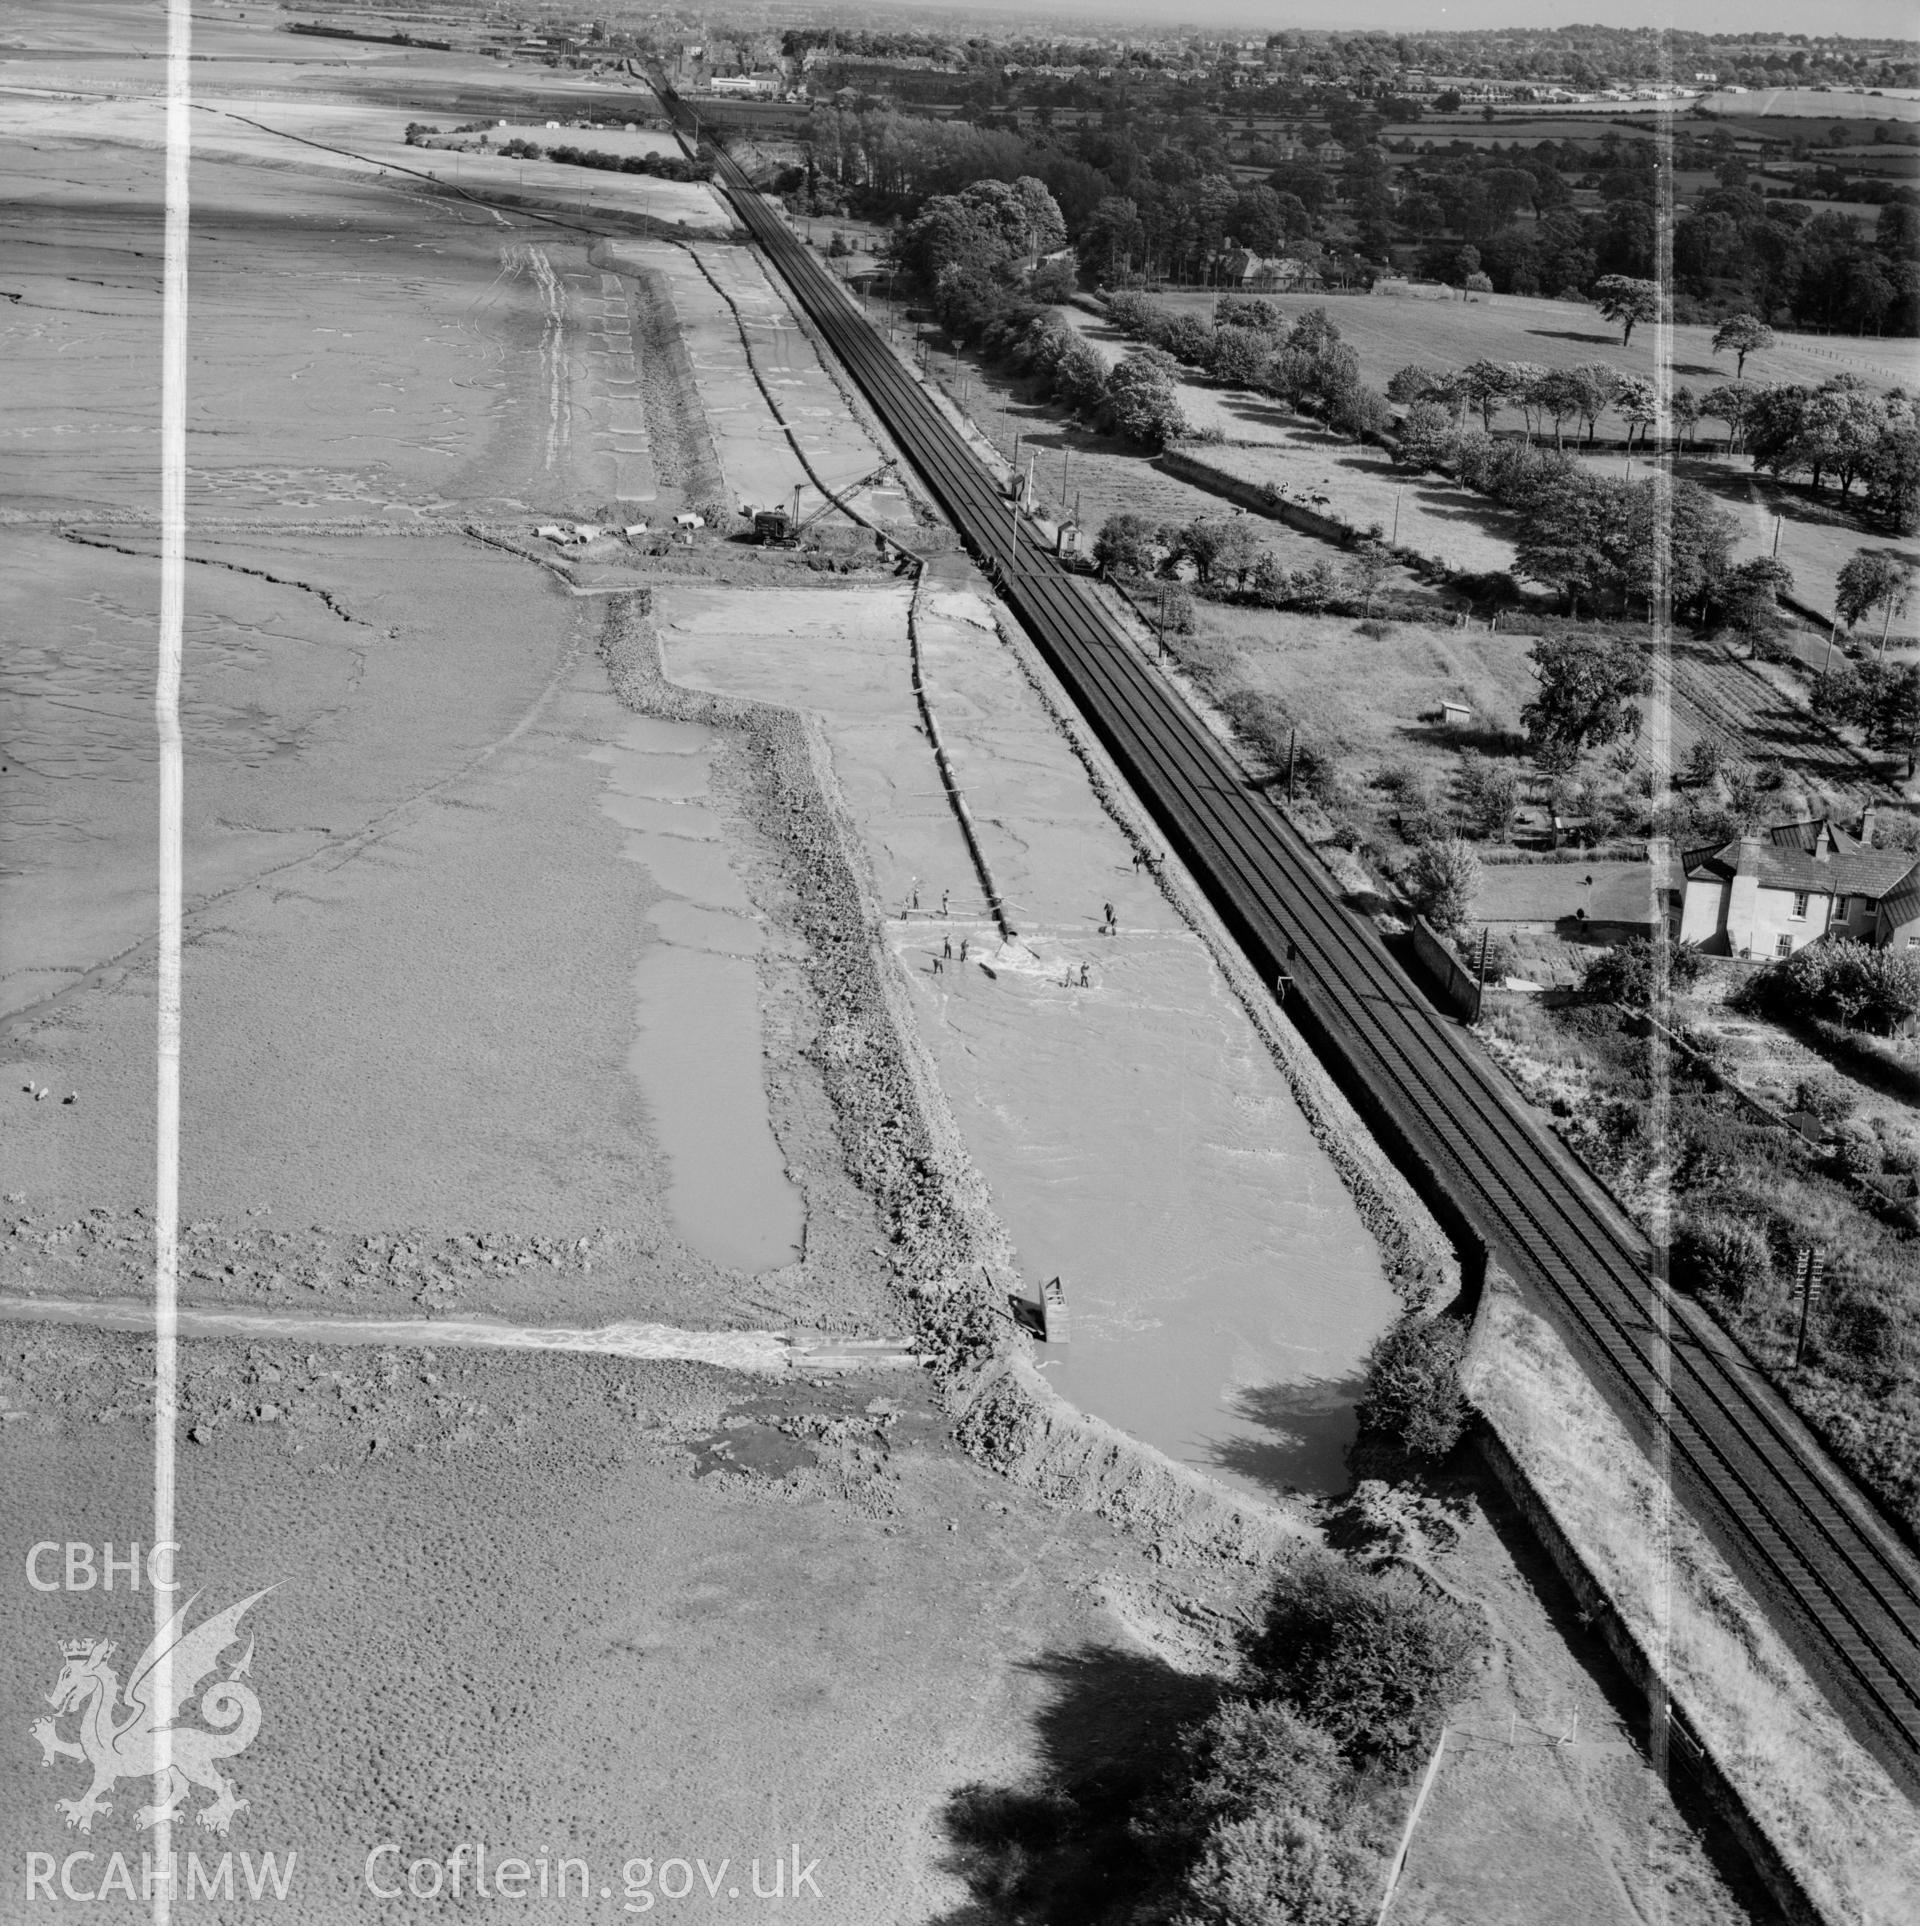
[{"xmin": 1465, "ymin": 1268, "xmax": 1920, "ymax": 1926}]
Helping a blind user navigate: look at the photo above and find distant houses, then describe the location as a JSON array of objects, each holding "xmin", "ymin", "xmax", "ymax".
[
  {"xmin": 1216, "ymin": 249, "xmax": 1322, "ymax": 290},
  {"xmin": 702, "ymin": 71, "xmax": 783, "ymax": 98}
]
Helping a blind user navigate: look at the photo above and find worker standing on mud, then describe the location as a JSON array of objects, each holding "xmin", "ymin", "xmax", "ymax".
[
  {"xmin": 959, "ymin": 937, "xmax": 969, "ymax": 964},
  {"xmin": 1078, "ymin": 962, "xmax": 1091, "ymax": 989},
  {"xmin": 944, "ymin": 932, "xmax": 953, "ymax": 959},
  {"xmin": 1103, "ymin": 901, "xmax": 1114, "ymax": 933}
]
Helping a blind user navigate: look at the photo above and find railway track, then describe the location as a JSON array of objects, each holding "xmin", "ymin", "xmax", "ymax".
[{"xmin": 662, "ymin": 92, "xmax": 1920, "ymax": 1786}]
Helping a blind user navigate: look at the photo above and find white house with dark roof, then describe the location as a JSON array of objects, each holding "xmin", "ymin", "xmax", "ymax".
[{"xmin": 1678, "ymin": 810, "xmax": 1920, "ymax": 960}]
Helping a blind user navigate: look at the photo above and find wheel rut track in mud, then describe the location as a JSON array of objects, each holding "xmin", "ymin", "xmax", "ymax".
[{"xmin": 656, "ymin": 86, "xmax": 1920, "ymax": 1791}]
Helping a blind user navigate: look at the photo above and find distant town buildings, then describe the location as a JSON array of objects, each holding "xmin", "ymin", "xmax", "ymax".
[{"xmin": 703, "ymin": 72, "xmax": 782, "ymax": 98}]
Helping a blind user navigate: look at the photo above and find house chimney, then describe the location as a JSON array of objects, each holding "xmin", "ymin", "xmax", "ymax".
[
  {"xmin": 1726, "ymin": 834, "xmax": 1763, "ymax": 956},
  {"xmin": 1859, "ymin": 802, "xmax": 1878, "ymax": 847}
]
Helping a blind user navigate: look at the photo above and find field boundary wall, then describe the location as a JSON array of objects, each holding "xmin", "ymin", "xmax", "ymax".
[
  {"xmin": 1472, "ymin": 1407, "xmax": 1830, "ymax": 1926},
  {"xmin": 1155, "ymin": 448, "xmax": 1354, "ymax": 543},
  {"xmin": 1410, "ymin": 915, "xmax": 1482, "ymax": 1021}
]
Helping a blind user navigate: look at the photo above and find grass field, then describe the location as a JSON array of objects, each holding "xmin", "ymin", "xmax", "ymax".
[
  {"xmin": 1185, "ymin": 432, "xmax": 1527, "ymax": 579},
  {"xmin": 1136, "ymin": 287, "xmax": 1920, "ymax": 407},
  {"xmin": 1385, "ymin": 116, "xmax": 1673, "ymax": 147},
  {"xmin": 1179, "ymin": 600, "xmax": 1536, "ymax": 810},
  {"xmin": 1699, "ymin": 86, "xmax": 1920, "ymax": 122}
]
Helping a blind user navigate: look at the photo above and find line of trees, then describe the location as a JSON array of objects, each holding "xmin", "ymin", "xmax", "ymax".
[
  {"xmin": 1390, "ymin": 359, "xmax": 1660, "ymax": 452},
  {"xmin": 1736, "ymin": 937, "xmax": 1920, "ymax": 1037},
  {"xmin": 1099, "ymin": 294, "xmax": 1395, "ymax": 440},
  {"xmin": 1093, "ymin": 287, "xmax": 1914, "ymax": 536},
  {"xmin": 1745, "ymin": 381, "xmax": 1920, "ymax": 529},
  {"xmin": 1813, "ymin": 656, "xmax": 1920, "ymax": 777},
  {"xmin": 893, "ymin": 178, "xmax": 1193, "ymax": 449},
  {"xmin": 490, "ymin": 138, "xmax": 710, "ymax": 180},
  {"xmin": 1387, "ymin": 360, "xmax": 1917, "ymax": 532},
  {"xmin": 1387, "ymin": 417, "xmax": 1777, "ymax": 623},
  {"xmin": 1095, "ymin": 508, "xmax": 1415, "ymax": 621},
  {"xmin": 944, "ymin": 1542, "xmax": 1487, "ymax": 1921}
]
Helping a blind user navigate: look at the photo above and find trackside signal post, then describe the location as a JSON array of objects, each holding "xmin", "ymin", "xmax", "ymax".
[{"xmin": 1792, "ymin": 1247, "xmax": 1827, "ymax": 1369}]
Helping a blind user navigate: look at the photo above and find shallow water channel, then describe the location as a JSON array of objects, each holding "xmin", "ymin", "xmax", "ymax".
[
  {"xmin": 587, "ymin": 715, "xmax": 804, "ymax": 1274},
  {"xmin": 908, "ymin": 938, "xmax": 1394, "ymax": 1498}
]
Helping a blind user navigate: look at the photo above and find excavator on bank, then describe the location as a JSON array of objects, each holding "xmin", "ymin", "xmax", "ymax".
[{"xmin": 749, "ymin": 460, "xmax": 895, "ymax": 546}]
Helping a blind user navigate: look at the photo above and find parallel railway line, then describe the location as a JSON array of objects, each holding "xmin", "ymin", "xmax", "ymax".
[{"xmin": 662, "ymin": 90, "xmax": 1920, "ymax": 1787}]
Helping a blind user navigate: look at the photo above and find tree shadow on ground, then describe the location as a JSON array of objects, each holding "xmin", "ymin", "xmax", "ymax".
[
  {"xmin": 1321, "ymin": 447, "xmax": 1393, "ymax": 477},
  {"xmin": 1397, "ymin": 716, "xmax": 1530, "ymax": 758},
  {"xmin": 1215, "ymin": 390, "xmax": 1316, "ymax": 438},
  {"xmin": 1304, "ymin": 455, "xmax": 1525, "ymax": 551},
  {"xmin": 1664, "ymin": 455, "xmax": 1913, "ymax": 550},
  {"xmin": 1202, "ymin": 1375, "xmax": 1366, "ymax": 1499},
  {"xmin": 1525, "ymin": 327, "xmax": 1622, "ymax": 346},
  {"xmin": 955, "ymin": 363, "xmax": 1150, "ymax": 471},
  {"xmin": 1393, "ymin": 485, "xmax": 1530, "ymax": 548},
  {"xmin": 924, "ymin": 1644, "xmax": 1219, "ymax": 1926},
  {"xmin": 1766, "ymin": 1010, "xmax": 1920, "ymax": 1108}
]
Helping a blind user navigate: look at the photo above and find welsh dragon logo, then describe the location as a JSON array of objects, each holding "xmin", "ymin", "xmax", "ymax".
[{"xmin": 30, "ymin": 1590, "xmax": 271, "ymax": 1836}]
